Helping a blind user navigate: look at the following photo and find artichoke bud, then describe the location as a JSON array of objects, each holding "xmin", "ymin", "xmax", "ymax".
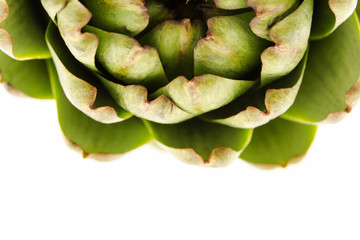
[
  {"xmin": 0, "ymin": 0, "xmax": 358, "ymax": 166},
  {"xmin": 55, "ymin": 0, "xmax": 284, "ymax": 87}
]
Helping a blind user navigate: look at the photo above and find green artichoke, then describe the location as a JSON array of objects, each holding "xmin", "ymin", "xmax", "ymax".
[{"xmin": 0, "ymin": 0, "xmax": 359, "ymax": 167}]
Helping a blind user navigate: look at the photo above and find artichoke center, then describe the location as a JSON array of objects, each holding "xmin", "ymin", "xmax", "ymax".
[
  {"xmin": 158, "ymin": 0, "xmax": 206, "ymax": 20},
  {"xmin": 82, "ymin": 0, "xmax": 269, "ymax": 86}
]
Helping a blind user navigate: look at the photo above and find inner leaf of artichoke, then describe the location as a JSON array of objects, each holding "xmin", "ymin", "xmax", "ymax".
[{"xmin": 80, "ymin": 0, "xmax": 279, "ymax": 91}]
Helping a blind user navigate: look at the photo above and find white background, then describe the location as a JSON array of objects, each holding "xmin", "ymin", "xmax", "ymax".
[{"xmin": 1, "ymin": 86, "xmax": 359, "ymax": 240}]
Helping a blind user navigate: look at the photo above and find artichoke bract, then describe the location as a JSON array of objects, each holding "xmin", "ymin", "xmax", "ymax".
[{"xmin": 0, "ymin": 0, "xmax": 359, "ymax": 167}]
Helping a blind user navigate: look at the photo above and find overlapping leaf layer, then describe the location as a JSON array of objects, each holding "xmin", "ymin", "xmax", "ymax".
[{"xmin": 1, "ymin": 0, "xmax": 359, "ymax": 167}]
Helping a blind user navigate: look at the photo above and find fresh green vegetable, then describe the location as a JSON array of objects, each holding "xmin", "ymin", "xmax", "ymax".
[{"xmin": 0, "ymin": 0, "xmax": 359, "ymax": 167}]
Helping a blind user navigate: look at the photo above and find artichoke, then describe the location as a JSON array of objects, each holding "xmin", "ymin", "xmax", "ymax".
[{"xmin": 0, "ymin": 0, "xmax": 359, "ymax": 167}]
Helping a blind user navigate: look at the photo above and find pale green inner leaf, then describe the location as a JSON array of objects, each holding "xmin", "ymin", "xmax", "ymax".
[
  {"xmin": 81, "ymin": 0, "xmax": 149, "ymax": 36},
  {"xmin": 194, "ymin": 12, "xmax": 270, "ymax": 79},
  {"xmin": 248, "ymin": 0, "xmax": 300, "ymax": 41},
  {"xmin": 85, "ymin": 25, "xmax": 169, "ymax": 91},
  {"xmin": 260, "ymin": 0, "xmax": 313, "ymax": 86},
  {"xmin": 46, "ymin": 22, "xmax": 131, "ymax": 120},
  {"xmin": 214, "ymin": 0, "xmax": 249, "ymax": 10},
  {"xmin": 140, "ymin": 19, "xmax": 206, "ymax": 80}
]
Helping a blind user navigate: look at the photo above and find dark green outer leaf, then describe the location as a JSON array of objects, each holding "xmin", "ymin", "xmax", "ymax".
[
  {"xmin": 144, "ymin": 118, "xmax": 252, "ymax": 167},
  {"xmin": 0, "ymin": 50, "xmax": 52, "ymax": 99},
  {"xmin": 310, "ymin": 0, "xmax": 357, "ymax": 40},
  {"xmin": 282, "ymin": 13, "xmax": 360, "ymax": 123},
  {"xmin": 47, "ymin": 59, "xmax": 152, "ymax": 156},
  {"xmin": 240, "ymin": 118, "xmax": 317, "ymax": 166},
  {"xmin": 0, "ymin": 0, "xmax": 50, "ymax": 59}
]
